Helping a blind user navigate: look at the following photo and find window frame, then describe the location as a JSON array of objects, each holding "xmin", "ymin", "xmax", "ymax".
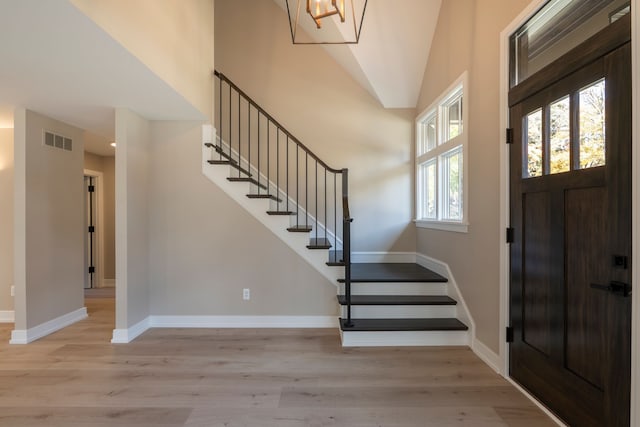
[{"xmin": 415, "ymin": 72, "xmax": 469, "ymax": 233}]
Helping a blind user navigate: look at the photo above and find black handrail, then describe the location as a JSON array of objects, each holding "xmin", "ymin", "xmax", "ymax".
[
  {"xmin": 213, "ymin": 70, "xmax": 354, "ymax": 327},
  {"xmin": 214, "ymin": 71, "xmax": 343, "ymax": 174}
]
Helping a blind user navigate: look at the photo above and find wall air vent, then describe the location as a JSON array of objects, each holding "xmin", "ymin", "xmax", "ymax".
[{"xmin": 44, "ymin": 130, "xmax": 73, "ymax": 152}]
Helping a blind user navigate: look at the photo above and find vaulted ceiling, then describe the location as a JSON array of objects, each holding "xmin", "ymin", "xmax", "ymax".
[
  {"xmin": 0, "ymin": 0, "xmax": 441, "ymax": 155},
  {"xmin": 274, "ymin": 0, "xmax": 442, "ymax": 108}
]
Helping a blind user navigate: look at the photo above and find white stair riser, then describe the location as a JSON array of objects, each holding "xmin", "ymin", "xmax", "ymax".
[
  {"xmin": 340, "ymin": 330, "xmax": 469, "ymax": 347},
  {"xmin": 339, "ymin": 282, "xmax": 448, "ymax": 296},
  {"xmin": 341, "ymin": 305, "xmax": 456, "ymax": 319}
]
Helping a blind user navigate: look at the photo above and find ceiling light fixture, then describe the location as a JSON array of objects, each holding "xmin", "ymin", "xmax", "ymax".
[
  {"xmin": 110, "ymin": 142, "xmax": 116, "ymax": 147},
  {"xmin": 286, "ymin": 0, "xmax": 367, "ymax": 45}
]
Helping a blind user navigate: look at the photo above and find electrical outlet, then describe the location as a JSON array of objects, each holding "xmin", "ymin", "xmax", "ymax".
[
  {"xmin": 10, "ymin": 286, "xmax": 15, "ymax": 297},
  {"xmin": 242, "ymin": 288, "xmax": 250, "ymax": 300}
]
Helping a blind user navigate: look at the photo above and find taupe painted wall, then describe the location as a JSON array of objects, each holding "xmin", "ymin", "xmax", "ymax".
[
  {"xmin": 148, "ymin": 121, "xmax": 337, "ymax": 316},
  {"xmin": 102, "ymin": 156, "xmax": 115, "ymax": 281},
  {"xmin": 0, "ymin": 129, "xmax": 14, "ymax": 313},
  {"xmin": 83, "ymin": 152, "xmax": 116, "ymax": 281},
  {"xmin": 214, "ymin": 0, "xmax": 416, "ymax": 252},
  {"xmin": 115, "ymin": 109, "xmax": 151, "ymax": 329},
  {"xmin": 415, "ymin": 0, "xmax": 532, "ymax": 352},
  {"xmin": 70, "ymin": 0, "xmax": 215, "ymax": 121},
  {"xmin": 13, "ymin": 109, "xmax": 85, "ymax": 330}
]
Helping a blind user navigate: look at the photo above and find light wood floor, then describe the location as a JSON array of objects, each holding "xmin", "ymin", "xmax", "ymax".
[{"xmin": 0, "ymin": 297, "xmax": 557, "ymax": 427}]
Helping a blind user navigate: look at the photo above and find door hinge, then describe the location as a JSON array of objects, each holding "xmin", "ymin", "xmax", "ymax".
[
  {"xmin": 88, "ymin": 185, "xmax": 95, "ymax": 193},
  {"xmin": 506, "ymin": 227, "xmax": 514, "ymax": 243},
  {"xmin": 506, "ymin": 326, "xmax": 514, "ymax": 343},
  {"xmin": 88, "ymin": 266, "xmax": 95, "ymax": 274},
  {"xmin": 506, "ymin": 128, "xmax": 514, "ymax": 144},
  {"xmin": 88, "ymin": 226, "xmax": 95, "ymax": 233}
]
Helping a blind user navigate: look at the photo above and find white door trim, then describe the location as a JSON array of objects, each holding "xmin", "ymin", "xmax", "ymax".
[
  {"xmin": 83, "ymin": 169, "xmax": 104, "ymax": 289},
  {"xmin": 498, "ymin": 0, "xmax": 547, "ymax": 377}
]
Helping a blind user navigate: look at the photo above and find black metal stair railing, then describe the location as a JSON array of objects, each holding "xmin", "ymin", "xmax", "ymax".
[{"xmin": 212, "ymin": 70, "xmax": 354, "ymax": 327}]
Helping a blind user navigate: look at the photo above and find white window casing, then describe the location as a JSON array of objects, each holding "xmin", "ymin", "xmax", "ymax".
[{"xmin": 415, "ymin": 72, "xmax": 469, "ymax": 233}]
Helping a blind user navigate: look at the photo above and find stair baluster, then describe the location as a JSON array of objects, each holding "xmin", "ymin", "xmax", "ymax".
[{"xmin": 213, "ymin": 70, "xmax": 353, "ymax": 324}]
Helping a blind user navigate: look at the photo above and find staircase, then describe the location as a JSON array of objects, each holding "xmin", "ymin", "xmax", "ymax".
[
  {"xmin": 204, "ymin": 70, "xmax": 469, "ymax": 346},
  {"xmin": 337, "ymin": 263, "xmax": 468, "ymax": 346}
]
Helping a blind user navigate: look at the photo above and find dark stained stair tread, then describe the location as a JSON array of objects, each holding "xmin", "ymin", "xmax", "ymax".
[
  {"xmin": 287, "ymin": 226, "xmax": 312, "ymax": 232},
  {"xmin": 247, "ymin": 194, "xmax": 282, "ymax": 202},
  {"xmin": 227, "ymin": 177, "xmax": 268, "ymax": 190},
  {"xmin": 327, "ymin": 250, "xmax": 344, "ymax": 266},
  {"xmin": 307, "ymin": 238, "xmax": 331, "ymax": 249},
  {"xmin": 208, "ymin": 159, "xmax": 237, "ymax": 165},
  {"xmin": 337, "ymin": 295, "xmax": 457, "ymax": 306},
  {"xmin": 339, "ymin": 318, "xmax": 468, "ymax": 332},
  {"xmin": 338, "ymin": 263, "xmax": 447, "ymax": 283},
  {"xmin": 205, "ymin": 144, "xmax": 240, "ymax": 163},
  {"xmin": 268, "ymin": 211, "xmax": 296, "ymax": 216}
]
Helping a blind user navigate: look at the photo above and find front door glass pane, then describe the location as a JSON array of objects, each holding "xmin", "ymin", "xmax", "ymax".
[
  {"xmin": 526, "ymin": 108, "xmax": 543, "ymax": 177},
  {"xmin": 579, "ymin": 79, "xmax": 606, "ymax": 169},
  {"xmin": 549, "ymin": 96, "xmax": 571, "ymax": 174}
]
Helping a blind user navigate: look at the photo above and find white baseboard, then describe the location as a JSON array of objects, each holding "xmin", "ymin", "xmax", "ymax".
[
  {"xmin": 472, "ymin": 338, "xmax": 502, "ymax": 374},
  {"xmin": 101, "ymin": 279, "xmax": 115, "ymax": 288},
  {"xmin": 415, "ymin": 253, "xmax": 475, "ymax": 343},
  {"xmin": 111, "ymin": 316, "xmax": 150, "ymax": 344},
  {"xmin": 149, "ymin": 315, "xmax": 336, "ymax": 328},
  {"xmin": 9, "ymin": 307, "xmax": 87, "ymax": 344},
  {"xmin": 340, "ymin": 330, "xmax": 469, "ymax": 347},
  {"xmin": 0, "ymin": 310, "xmax": 15, "ymax": 323},
  {"xmin": 351, "ymin": 252, "xmax": 417, "ymax": 263}
]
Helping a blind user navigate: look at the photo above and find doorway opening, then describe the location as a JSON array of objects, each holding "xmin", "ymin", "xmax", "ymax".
[{"xmin": 83, "ymin": 169, "xmax": 107, "ymax": 293}]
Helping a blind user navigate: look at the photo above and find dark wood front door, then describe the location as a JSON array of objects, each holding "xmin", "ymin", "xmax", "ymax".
[{"xmin": 509, "ymin": 19, "xmax": 631, "ymax": 427}]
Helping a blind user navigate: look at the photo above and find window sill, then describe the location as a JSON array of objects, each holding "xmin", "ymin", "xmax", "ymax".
[{"xmin": 414, "ymin": 219, "xmax": 469, "ymax": 233}]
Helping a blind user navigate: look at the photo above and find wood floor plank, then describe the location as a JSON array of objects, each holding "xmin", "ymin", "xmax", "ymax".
[
  {"xmin": 184, "ymin": 407, "xmax": 509, "ymax": 427},
  {"xmin": 0, "ymin": 407, "xmax": 191, "ymax": 427},
  {"xmin": 0, "ymin": 297, "xmax": 556, "ymax": 426},
  {"xmin": 494, "ymin": 406, "xmax": 559, "ymax": 427},
  {"xmin": 278, "ymin": 385, "xmax": 532, "ymax": 408}
]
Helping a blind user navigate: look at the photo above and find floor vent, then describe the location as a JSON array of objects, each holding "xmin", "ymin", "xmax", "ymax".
[{"xmin": 44, "ymin": 131, "xmax": 73, "ymax": 152}]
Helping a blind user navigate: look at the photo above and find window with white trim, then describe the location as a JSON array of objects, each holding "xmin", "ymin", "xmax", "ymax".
[{"xmin": 415, "ymin": 73, "xmax": 468, "ymax": 232}]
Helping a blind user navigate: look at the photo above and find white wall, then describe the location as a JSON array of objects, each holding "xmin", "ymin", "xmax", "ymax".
[
  {"xmin": 115, "ymin": 109, "xmax": 151, "ymax": 330},
  {"xmin": 0, "ymin": 129, "xmax": 14, "ymax": 314},
  {"xmin": 13, "ymin": 109, "xmax": 85, "ymax": 330},
  {"xmin": 214, "ymin": 0, "xmax": 416, "ymax": 253},
  {"xmin": 148, "ymin": 121, "xmax": 338, "ymax": 316}
]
